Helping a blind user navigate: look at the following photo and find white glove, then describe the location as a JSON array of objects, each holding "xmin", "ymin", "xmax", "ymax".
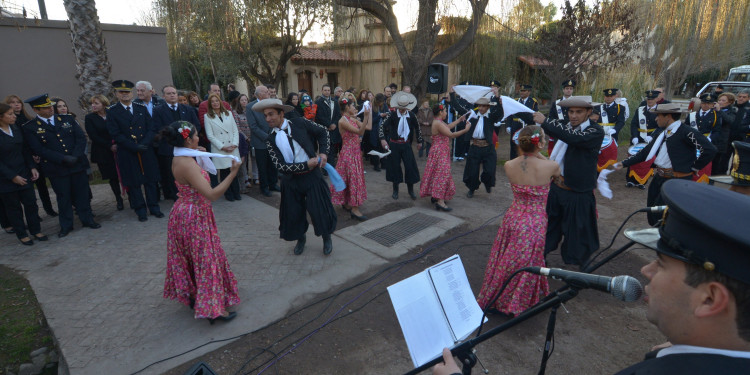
[
  {"xmin": 644, "ymin": 135, "xmax": 653, "ymax": 143},
  {"xmin": 606, "ymin": 128, "xmax": 617, "ymax": 136},
  {"xmin": 506, "ymin": 127, "xmax": 511, "ymax": 135},
  {"xmin": 631, "ymin": 137, "xmax": 639, "ymax": 145}
]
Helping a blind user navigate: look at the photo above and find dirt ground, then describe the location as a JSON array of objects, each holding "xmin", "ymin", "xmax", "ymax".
[{"xmin": 166, "ymin": 140, "xmax": 670, "ymax": 375}]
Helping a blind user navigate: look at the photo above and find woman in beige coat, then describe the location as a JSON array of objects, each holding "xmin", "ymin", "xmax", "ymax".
[{"xmin": 204, "ymin": 93, "xmax": 242, "ymax": 201}]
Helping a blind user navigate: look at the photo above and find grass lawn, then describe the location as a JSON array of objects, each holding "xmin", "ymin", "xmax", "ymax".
[{"xmin": 0, "ymin": 265, "xmax": 54, "ymax": 369}]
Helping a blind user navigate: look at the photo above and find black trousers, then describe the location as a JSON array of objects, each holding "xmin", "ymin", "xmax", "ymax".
[
  {"xmin": 646, "ymin": 174, "xmax": 691, "ymax": 226},
  {"xmin": 463, "ymin": 145, "xmax": 497, "ymax": 191},
  {"xmin": 508, "ymin": 122, "xmax": 524, "ymax": 159},
  {"xmin": 545, "ymin": 184, "xmax": 599, "ymax": 266},
  {"xmin": 385, "ymin": 141, "xmax": 420, "ymax": 184},
  {"xmin": 0, "ymin": 187, "xmax": 41, "ymax": 239},
  {"xmin": 454, "ymin": 123, "xmax": 470, "ymax": 157},
  {"xmin": 128, "ymin": 181, "xmax": 160, "ymax": 218},
  {"xmin": 34, "ymin": 173, "xmax": 54, "ymax": 213},
  {"xmin": 278, "ymin": 170, "xmax": 337, "ymax": 241},
  {"xmin": 49, "ymin": 170, "xmax": 95, "ymax": 230},
  {"xmin": 0, "ymin": 199, "xmax": 9, "ymax": 228},
  {"xmin": 157, "ymin": 154, "xmax": 177, "ymax": 199},
  {"xmin": 255, "ymin": 148, "xmax": 278, "ymax": 191},
  {"xmin": 219, "ymin": 168, "xmax": 240, "ymax": 198}
]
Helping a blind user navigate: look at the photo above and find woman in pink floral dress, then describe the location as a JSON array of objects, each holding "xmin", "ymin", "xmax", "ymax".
[
  {"xmin": 162, "ymin": 121, "xmax": 242, "ymax": 324},
  {"xmin": 420, "ymin": 104, "xmax": 469, "ymax": 211},
  {"xmin": 330, "ymin": 97, "xmax": 371, "ymax": 220},
  {"xmin": 476, "ymin": 125, "xmax": 560, "ymax": 316}
]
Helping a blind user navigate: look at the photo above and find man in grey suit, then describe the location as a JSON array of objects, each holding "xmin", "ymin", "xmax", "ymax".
[{"xmin": 246, "ymin": 85, "xmax": 280, "ymax": 197}]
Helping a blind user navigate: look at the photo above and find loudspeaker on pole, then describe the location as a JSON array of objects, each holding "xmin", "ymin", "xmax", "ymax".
[{"xmin": 427, "ymin": 63, "xmax": 448, "ymax": 94}]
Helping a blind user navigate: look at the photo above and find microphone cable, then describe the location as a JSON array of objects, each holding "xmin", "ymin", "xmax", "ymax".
[{"xmin": 580, "ymin": 208, "xmax": 644, "ymax": 272}]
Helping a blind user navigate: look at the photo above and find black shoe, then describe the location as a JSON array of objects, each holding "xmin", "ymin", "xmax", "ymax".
[
  {"xmin": 637, "ymin": 184, "xmax": 646, "ymax": 190},
  {"xmin": 83, "ymin": 221, "xmax": 101, "ymax": 229},
  {"xmin": 485, "ymin": 185, "xmax": 492, "ymax": 194},
  {"xmin": 234, "ymin": 194, "xmax": 242, "ymax": 201},
  {"xmin": 435, "ymin": 203, "xmax": 453, "ymax": 212},
  {"xmin": 45, "ymin": 209, "xmax": 58, "ymax": 217},
  {"xmin": 3, "ymin": 227, "xmax": 14, "ymax": 234},
  {"xmin": 269, "ymin": 184, "xmax": 281, "ymax": 192},
  {"xmin": 626, "ymin": 182, "xmax": 635, "ymax": 188},
  {"xmin": 226, "ymin": 196, "xmax": 235, "ymax": 202},
  {"xmin": 58, "ymin": 228, "xmax": 72, "ymax": 238},
  {"xmin": 408, "ymin": 190, "xmax": 417, "ymax": 200},
  {"xmin": 373, "ymin": 166, "xmax": 381, "ymax": 172},
  {"xmin": 116, "ymin": 197, "xmax": 124, "ymax": 211},
  {"xmin": 342, "ymin": 205, "xmax": 352, "ymax": 212},
  {"xmin": 430, "ymin": 197, "xmax": 437, "ymax": 204},
  {"xmin": 323, "ymin": 235, "xmax": 332, "ymax": 255},
  {"xmin": 351, "ymin": 212, "xmax": 368, "ymax": 221},
  {"xmin": 138, "ymin": 215, "xmax": 148, "ymax": 222},
  {"xmin": 208, "ymin": 311, "xmax": 237, "ymax": 325},
  {"xmin": 189, "ymin": 297, "xmax": 195, "ymax": 310},
  {"xmin": 392, "ymin": 190, "xmax": 399, "ymax": 200},
  {"xmin": 34, "ymin": 233, "xmax": 48, "ymax": 241},
  {"xmin": 261, "ymin": 189, "xmax": 272, "ymax": 197},
  {"xmin": 19, "ymin": 237, "xmax": 33, "ymax": 246},
  {"xmin": 467, "ymin": 190, "xmax": 474, "ymax": 198},
  {"xmin": 151, "ymin": 212, "xmax": 165, "ymax": 218},
  {"xmin": 293, "ymin": 237, "xmax": 306, "ymax": 255}
]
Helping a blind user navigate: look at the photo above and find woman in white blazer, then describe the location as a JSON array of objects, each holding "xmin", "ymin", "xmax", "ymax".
[{"xmin": 204, "ymin": 94, "xmax": 242, "ymax": 201}]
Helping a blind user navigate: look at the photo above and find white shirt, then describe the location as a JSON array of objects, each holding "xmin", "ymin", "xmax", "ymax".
[
  {"xmin": 120, "ymin": 102, "xmax": 133, "ymax": 114},
  {"xmin": 654, "ymin": 120, "xmax": 682, "ymax": 168},
  {"xmin": 38, "ymin": 115, "xmax": 55, "ymax": 126},
  {"xmin": 274, "ymin": 119, "xmax": 308, "ymax": 163},
  {"xmin": 657, "ymin": 345, "xmax": 750, "ymax": 360}
]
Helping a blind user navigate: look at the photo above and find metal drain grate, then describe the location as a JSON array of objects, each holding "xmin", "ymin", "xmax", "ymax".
[{"xmin": 362, "ymin": 213, "xmax": 443, "ymax": 247}]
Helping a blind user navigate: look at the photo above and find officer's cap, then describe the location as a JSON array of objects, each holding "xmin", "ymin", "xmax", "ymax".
[
  {"xmin": 520, "ymin": 84, "xmax": 532, "ymax": 90},
  {"xmin": 603, "ymin": 88, "xmax": 618, "ymax": 96},
  {"xmin": 645, "ymin": 90, "xmax": 660, "ymax": 100},
  {"xmin": 489, "ymin": 80, "xmax": 502, "ymax": 87},
  {"xmin": 562, "ymin": 80, "xmax": 576, "ymax": 88},
  {"xmin": 699, "ymin": 92, "xmax": 717, "ymax": 103},
  {"xmin": 112, "ymin": 80, "xmax": 135, "ymax": 92},
  {"xmin": 24, "ymin": 94, "xmax": 54, "ymax": 108}
]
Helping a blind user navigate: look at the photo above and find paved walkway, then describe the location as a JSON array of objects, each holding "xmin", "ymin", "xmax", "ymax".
[{"xmin": 0, "ymin": 182, "xmax": 465, "ymax": 375}]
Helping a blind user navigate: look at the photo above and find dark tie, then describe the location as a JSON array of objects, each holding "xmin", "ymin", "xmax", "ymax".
[
  {"xmin": 126, "ymin": 106, "xmax": 131, "ymax": 114},
  {"xmin": 284, "ymin": 128, "xmax": 295, "ymax": 150},
  {"xmin": 171, "ymin": 105, "xmax": 179, "ymax": 121},
  {"xmin": 47, "ymin": 119, "xmax": 53, "ymax": 127}
]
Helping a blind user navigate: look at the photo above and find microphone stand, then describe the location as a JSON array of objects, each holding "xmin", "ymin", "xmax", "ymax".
[{"xmin": 403, "ymin": 288, "xmax": 580, "ymax": 375}]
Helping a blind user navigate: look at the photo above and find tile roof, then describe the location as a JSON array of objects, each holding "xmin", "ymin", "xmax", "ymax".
[
  {"xmin": 518, "ymin": 55, "xmax": 553, "ymax": 68},
  {"xmin": 292, "ymin": 47, "xmax": 349, "ymax": 62}
]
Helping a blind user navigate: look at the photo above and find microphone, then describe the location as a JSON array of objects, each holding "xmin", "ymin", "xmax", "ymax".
[
  {"xmin": 528, "ymin": 267, "xmax": 643, "ymax": 302},
  {"xmin": 638, "ymin": 205, "xmax": 667, "ymax": 213}
]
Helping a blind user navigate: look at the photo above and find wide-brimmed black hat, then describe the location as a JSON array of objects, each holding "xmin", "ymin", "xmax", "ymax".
[
  {"xmin": 24, "ymin": 94, "xmax": 54, "ymax": 108},
  {"xmin": 630, "ymin": 179, "xmax": 750, "ymax": 284}
]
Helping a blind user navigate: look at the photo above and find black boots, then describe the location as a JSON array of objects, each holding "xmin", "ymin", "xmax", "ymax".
[
  {"xmin": 407, "ymin": 184, "xmax": 417, "ymax": 200},
  {"xmin": 392, "ymin": 182, "xmax": 399, "ymax": 200},
  {"xmin": 294, "ymin": 236, "xmax": 306, "ymax": 255},
  {"xmin": 323, "ymin": 235, "xmax": 332, "ymax": 255}
]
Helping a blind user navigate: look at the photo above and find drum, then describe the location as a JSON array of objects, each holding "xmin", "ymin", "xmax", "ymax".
[
  {"xmin": 600, "ymin": 135, "xmax": 614, "ymax": 151},
  {"xmin": 598, "ymin": 135, "xmax": 618, "ymax": 172},
  {"xmin": 628, "ymin": 143, "xmax": 647, "ymax": 156}
]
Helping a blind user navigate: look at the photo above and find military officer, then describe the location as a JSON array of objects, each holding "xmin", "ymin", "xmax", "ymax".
[
  {"xmin": 592, "ymin": 88, "xmax": 626, "ymax": 141},
  {"xmin": 106, "ymin": 80, "xmax": 163, "ymax": 222},
  {"xmin": 506, "ymin": 84, "xmax": 537, "ymax": 159},
  {"xmin": 625, "ymin": 90, "xmax": 661, "ymax": 189},
  {"xmin": 22, "ymin": 94, "xmax": 100, "ymax": 237}
]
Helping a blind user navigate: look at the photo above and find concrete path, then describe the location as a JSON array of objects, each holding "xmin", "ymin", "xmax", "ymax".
[{"xmin": 0, "ymin": 181, "xmax": 465, "ymax": 375}]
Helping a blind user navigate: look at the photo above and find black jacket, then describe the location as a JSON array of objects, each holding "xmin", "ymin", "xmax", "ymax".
[
  {"xmin": 594, "ymin": 102, "xmax": 626, "ymax": 141},
  {"xmin": 0, "ymin": 124, "xmax": 36, "ymax": 193},
  {"xmin": 614, "ymin": 353, "xmax": 750, "ymax": 375},
  {"xmin": 152, "ymin": 103, "xmax": 201, "ymax": 156},
  {"xmin": 542, "ymin": 119, "xmax": 604, "ymax": 192},
  {"xmin": 23, "ymin": 115, "xmax": 89, "ymax": 178},
  {"xmin": 266, "ymin": 117, "xmax": 330, "ymax": 175},
  {"xmin": 622, "ymin": 123, "xmax": 716, "ymax": 173},
  {"xmin": 314, "ymin": 96, "xmax": 341, "ymax": 144},
  {"xmin": 378, "ymin": 110, "xmax": 423, "ymax": 144},
  {"xmin": 630, "ymin": 105, "xmax": 658, "ymax": 143}
]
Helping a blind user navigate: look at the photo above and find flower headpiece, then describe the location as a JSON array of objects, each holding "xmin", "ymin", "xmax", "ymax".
[
  {"xmin": 341, "ymin": 98, "xmax": 349, "ymax": 105},
  {"xmin": 438, "ymin": 104, "xmax": 444, "ymax": 110},
  {"xmin": 530, "ymin": 133, "xmax": 540, "ymax": 145},
  {"xmin": 179, "ymin": 123, "xmax": 192, "ymax": 139}
]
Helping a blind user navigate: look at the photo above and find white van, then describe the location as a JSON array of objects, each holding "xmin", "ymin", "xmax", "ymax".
[{"xmin": 727, "ymin": 65, "xmax": 750, "ymax": 82}]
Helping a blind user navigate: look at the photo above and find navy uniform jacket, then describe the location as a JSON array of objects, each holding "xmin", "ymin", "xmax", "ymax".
[
  {"xmin": 106, "ymin": 102, "xmax": 160, "ymax": 186},
  {"xmin": 548, "ymin": 98, "xmax": 570, "ymax": 122},
  {"xmin": 542, "ymin": 119, "xmax": 604, "ymax": 192},
  {"xmin": 630, "ymin": 106, "xmax": 658, "ymax": 143},
  {"xmin": 378, "ymin": 110, "xmax": 423, "ymax": 144},
  {"xmin": 507, "ymin": 96, "xmax": 538, "ymax": 131},
  {"xmin": 152, "ymin": 103, "xmax": 201, "ymax": 156},
  {"xmin": 266, "ymin": 117, "xmax": 330, "ymax": 175},
  {"xmin": 23, "ymin": 115, "xmax": 89, "ymax": 178},
  {"xmin": 693, "ymin": 108, "xmax": 724, "ymax": 151},
  {"xmin": 0, "ymin": 124, "xmax": 36, "ymax": 193},
  {"xmin": 593, "ymin": 102, "xmax": 626, "ymax": 140},
  {"xmin": 614, "ymin": 353, "xmax": 750, "ymax": 375},
  {"xmin": 622, "ymin": 123, "xmax": 716, "ymax": 173}
]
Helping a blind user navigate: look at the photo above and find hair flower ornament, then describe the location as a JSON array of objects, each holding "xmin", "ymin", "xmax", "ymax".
[
  {"xmin": 179, "ymin": 124, "xmax": 192, "ymax": 139},
  {"xmin": 530, "ymin": 133, "xmax": 540, "ymax": 145}
]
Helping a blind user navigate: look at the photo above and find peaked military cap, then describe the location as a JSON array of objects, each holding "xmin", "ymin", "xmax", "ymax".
[
  {"xmin": 729, "ymin": 141, "xmax": 750, "ymax": 186},
  {"xmin": 489, "ymin": 80, "xmax": 502, "ymax": 87},
  {"xmin": 24, "ymin": 94, "xmax": 55, "ymax": 108},
  {"xmin": 603, "ymin": 88, "xmax": 618, "ymax": 96},
  {"xmin": 562, "ymin": 80, "xmax": 576, "ymax": 88},
  {"xmin": 520, "ymin": 84, "xmax": 532, "ymax": 90},
  {"xmin": 112, "ymin": 80, "xmax": 135, "ymax": 91},
  {"xmin": 644, "ymin": 180, "xmax": 750, "ymax": 284},
  {"xmin": 699, "ymin": 92, "xmax": 717, "ymax": 103},
  {"xmin": 645, "ymin": 90, "xmax": 660, "ymax": 100},
  {"xmin": 458, "ymin": 80, "xmax": 472, "ymax": 85}
]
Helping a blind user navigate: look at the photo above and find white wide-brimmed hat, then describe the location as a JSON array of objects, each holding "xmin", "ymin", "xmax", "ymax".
[
  {"xmin": 557, "ymin": 95, "xmax": 601, "ymax": 108},
  {"xmin": 252, "ymin": 98, "xmax": 294, "ymax": 113},
  {"xmin": 390, "ymin": 91, "xmax": 417, "ymax": 110}
]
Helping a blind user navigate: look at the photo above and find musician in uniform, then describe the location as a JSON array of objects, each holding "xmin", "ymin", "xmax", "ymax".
[
  {"xmin": 532, "ymin": 96, "xmax": 604, "ymax": 267},
  {"xmin": 379, "ymin": 91, "xmax": 423, "ymax": 200},
  {"xmin": 252, "ymin": 99, "xmax": 335, "ymax": 256},
  {"xmin": 592, "ymin": 88, "xmax": 626, "ymax": 141},
  {"xmin": 687, "ymin": 93, "xmax": 722, "ymax": 182},
  {"xmin": 106, "ymin": 80, "xmax": 163, "ymax": 222},
  {"xmin": 626, "ymin": 90, "xmax": 661, "ymax": 189},
  {"xmin": 505, "ymin": 84, "xmax": 538, "ymax": 159},
  {"xmin": 547, "ymin": 80, "xmax": 576, "ymax": 154},
  {"xmin": 613, "ymin": 103, "xmax": 716, "ymax": 226},
  {"xmin": 22, "ymin": 94, "xmax": 100, "ymax": 237},
  {"xmin": 708, "ymin": 141, "xmax": 750, "ymax": 196},
  {"xmin": 450, "ymin": 81, "xmax": 473, "ymax": 160}
]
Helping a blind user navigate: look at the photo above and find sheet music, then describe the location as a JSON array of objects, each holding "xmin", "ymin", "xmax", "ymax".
[{"xmin": 428, "ymin": 255, "xmax": 485, "ymax": 341}]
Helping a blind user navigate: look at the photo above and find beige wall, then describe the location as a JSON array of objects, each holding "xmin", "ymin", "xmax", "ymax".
[{"xmin": 0, "ymin": 18, "xmax": 171, "ymax": 114}]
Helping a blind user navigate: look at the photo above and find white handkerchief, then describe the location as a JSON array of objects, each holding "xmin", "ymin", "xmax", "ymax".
[
  {"xmin": 173, "ymin": 147, "xmax": 240, "ymax": 175},
  {"xmin": 367, "ymin": 149, "xmax": 392, "ymax": 158},
  {"xmin": 356, "ymin": 100, "xmax": 371, "ymax": 115},
  {"xmin": 597, "ymin": 169, "xmax": 613, "ymax": 199},
  {"xmin": 501, "ymin": 96, "xmax": 535, "ymax": 121}
]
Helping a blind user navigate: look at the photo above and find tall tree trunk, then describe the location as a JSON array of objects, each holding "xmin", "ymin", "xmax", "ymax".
[{"xmin": 63, "ymin": 0, "xmax": 112, "ymax": 112}]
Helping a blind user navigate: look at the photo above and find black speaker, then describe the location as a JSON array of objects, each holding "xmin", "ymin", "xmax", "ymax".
[{"xmin": 427, "ymin": 63, "xmax": 448, "ymax": 94}]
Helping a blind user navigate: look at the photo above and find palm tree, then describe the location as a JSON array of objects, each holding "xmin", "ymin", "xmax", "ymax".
[{"xmin": 63, "ymin": 0, "xmax": 112, "ymax": 111}]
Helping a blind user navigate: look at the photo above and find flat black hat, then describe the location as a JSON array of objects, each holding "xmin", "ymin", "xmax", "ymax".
[
  {"xmin": 520, "ymin": 84, "xmax": 532, "ymax": 90},
  {"xmin": 489, "ymin": 79, "xmax": 501, "ymax": 87},
  {"xmin": 645, "ymin": 90, "xmax": 660, "ymax": 100},
  {"xmin": 635, "ymin": 179, "xmax": 750, "ymax": 284},
  {"xmin": 24, "ymin": 93, "xmax": 54, "ymax": 108},
  {"xmin": 603, "ymin": 88, "xmax": 618, "ymax": 96},
  {"xmin": 112, "ymin": 80, "xmax": 135, "ymax": 91},
  {"xmin": 562, "ymin": 79, "xmax": 576, "ymax": 88},
  {"xmin": 699, "ymin": 92, "xmax": 717, "ymax": 103}
]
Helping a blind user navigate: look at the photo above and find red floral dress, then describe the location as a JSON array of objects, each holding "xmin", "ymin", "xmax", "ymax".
[
  {"xmin": 163, "ymin": 167, "xmax": 240, "ymax": 319},
  {"xmin": 331, "ymin": 115, "xmax": 367, "ymax": 206},
  {"xmin": 476, "ymin": 184, "xmax": 550, "ymax": 316},
  {"xmin": 420, "ymin": 128, "xmax": 455, "ymax": 200}
]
